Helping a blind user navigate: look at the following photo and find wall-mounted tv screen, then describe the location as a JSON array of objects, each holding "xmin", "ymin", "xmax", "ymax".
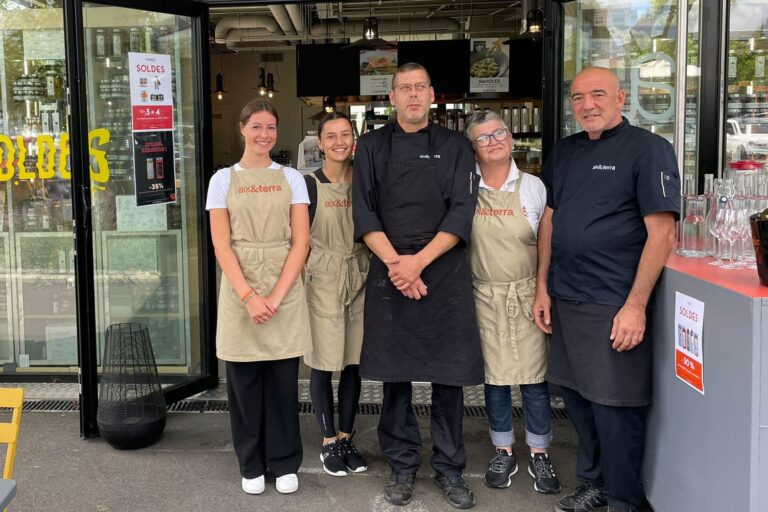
[
  {"xmin": 397, "ymin": 40, "xmax": 470, "ymax": 95},
  {"xmin": 296, "ymin": 43, "xmax": 360, "ymax": 97}
]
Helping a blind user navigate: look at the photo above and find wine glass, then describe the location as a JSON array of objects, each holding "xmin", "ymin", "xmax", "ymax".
[{"xmin": 722, "ymin": 207, "xmax": 741, "ymax": 269}]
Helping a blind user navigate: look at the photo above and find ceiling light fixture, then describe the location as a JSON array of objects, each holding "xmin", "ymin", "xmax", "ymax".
[
  {"xmin": 211, "ymin": 54, "xmax": 228, "ymax": 101},
  {"xmin": 342, "ymin": 0, "xmax": 396, "ymax": 50},
  {"xmin": 256, "ymin": 65, "xmax": 267, "ymax": 96},
  {"xmin": 527, "ymin": 8, "xmax": 544, "ymax": 34},
  {"xmin": 504, "ymin": 6, "xmax": 544, "ymax": 44}
]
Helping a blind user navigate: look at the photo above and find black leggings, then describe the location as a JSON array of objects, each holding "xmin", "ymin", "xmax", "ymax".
[{"xmin": 309, "ymin": 365, "xmax": 361, "ymax": 438}]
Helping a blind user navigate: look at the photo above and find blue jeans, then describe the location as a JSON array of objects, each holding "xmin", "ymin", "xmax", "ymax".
[{"xmin": 484, "ymin": 382, "xmax": 553, "ymax": 450}]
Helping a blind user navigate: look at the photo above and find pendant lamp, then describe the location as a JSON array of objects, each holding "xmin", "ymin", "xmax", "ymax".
[
  {"xmin": 211, "ymin": 54, "xmax": 228, "ymax": 101},
  {"xmin": 342, "ymin": 1, "xmax": 396, "ymax": 50},
  {"xmin": 504, "ymin": 7, "xmax": 544, "ymax": 44}
]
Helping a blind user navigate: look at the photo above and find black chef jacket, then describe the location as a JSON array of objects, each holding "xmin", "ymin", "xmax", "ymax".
[
  {"xmin": 352, "ymin": 122, "xmax": 478, "ymax": 245},
  {"xmin": 541, "ymin": 118, "xmax": 681, "ymax": 307}
]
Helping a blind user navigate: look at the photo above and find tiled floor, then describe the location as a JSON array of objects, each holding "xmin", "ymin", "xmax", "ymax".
[{"xmin": 16, "ymin": 380, "xmax": 565, "ymax": 408}]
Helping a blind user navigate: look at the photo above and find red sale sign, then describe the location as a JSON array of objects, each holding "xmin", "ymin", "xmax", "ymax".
[
  {"xmin": 128, "ymin": 52, "xmax": 174, "ymax": 131},
  {"xmin": 674, "ymin": 292, "xmax": 705, "ymax": 394},
  {"xmin": 132, "ymin": 105, "xmax": 173, "ymax": 131}
]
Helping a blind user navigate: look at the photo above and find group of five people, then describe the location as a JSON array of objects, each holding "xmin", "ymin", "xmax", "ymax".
[{"xmin": 206, "ymin": 62, "xmax": 680, "ymax": 512}]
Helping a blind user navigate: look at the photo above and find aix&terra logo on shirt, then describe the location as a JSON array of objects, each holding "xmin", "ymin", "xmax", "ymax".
[
  {"xmin": 237, "ymin": 184, "xmax": 283, "ymax": 193},
  {"xmin": 592, "ymin": 164, "xmax": 616, "ymax": 171}
]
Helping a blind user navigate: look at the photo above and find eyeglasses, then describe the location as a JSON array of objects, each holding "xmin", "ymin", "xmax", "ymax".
[
  {"xmin": 393, "ymin": 82, "xmax": 430, "ymax": 94},
  {"xmin": 473, "ymin": 128, "xmax": 510, "ymax": 147}
]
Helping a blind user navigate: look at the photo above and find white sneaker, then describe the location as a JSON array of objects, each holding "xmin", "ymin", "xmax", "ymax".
[
  {"xmin": 241, "ymin": 475, "xmax": 265, "ymax": 495},
  {"xmin": 276, "ymin": 473, "xmax": 299, "ymax": 494}
]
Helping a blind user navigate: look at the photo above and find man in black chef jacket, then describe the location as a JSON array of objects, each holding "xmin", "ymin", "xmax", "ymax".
[
  {"xmin": 352, "ymin": 62, "xmax": 484, "ymax": 509},
  {"xmin": 533, "ymin": 67, "xmax": 679, "ymax": 512}
]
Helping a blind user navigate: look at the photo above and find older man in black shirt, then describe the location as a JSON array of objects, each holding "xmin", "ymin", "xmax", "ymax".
[
  {"xmin": 352, "ymin": 62, "xmax": 483, "ymax": 510},
  {"xmin": 534, "ymin": 67, "xmax": 679, "ymax": 512}
]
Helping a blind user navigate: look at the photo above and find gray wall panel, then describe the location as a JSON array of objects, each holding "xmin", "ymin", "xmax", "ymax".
[{"xmin": 645, "ymin": 268, "xmax": 759, "ymax": 511}]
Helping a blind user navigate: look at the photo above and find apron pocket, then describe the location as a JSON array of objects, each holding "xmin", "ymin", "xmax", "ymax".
[{"xmin": 306, "ymin": 272, "xmax": 340, "ymax": 318}]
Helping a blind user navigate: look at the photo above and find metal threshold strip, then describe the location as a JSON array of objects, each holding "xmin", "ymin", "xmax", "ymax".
[{"xmin": 15, "ymin": 400, "xmax": 568, "ymax": 419}]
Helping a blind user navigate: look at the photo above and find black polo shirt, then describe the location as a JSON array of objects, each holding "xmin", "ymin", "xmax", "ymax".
[{"xmin": 541, "ymin": 118, "xmax": 680, "ymax": 306}]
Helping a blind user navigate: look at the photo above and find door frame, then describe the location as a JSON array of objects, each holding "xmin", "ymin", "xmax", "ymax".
[{"xmin": 63, "ymin": 0, "xmax": 217, "ymax": 438}]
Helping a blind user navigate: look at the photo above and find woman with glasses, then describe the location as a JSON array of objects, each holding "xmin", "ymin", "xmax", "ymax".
[
  {"xmin": 206, "ymin": 99, "xmax": 311, "ymax": 496},
  {"xmin": 464, "ymin": 110, "xmax": 561, "ymax": 496},
  {"xmin": 303, "ymin": 112, "xmax": 370, "ymax": 477}
]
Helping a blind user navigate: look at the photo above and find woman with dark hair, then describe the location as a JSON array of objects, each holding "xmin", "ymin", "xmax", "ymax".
[
  {"xmin": 206, "ymin": 99, "xmax": 311, "ymax": 496},
  {"xmin": 304, "ymin": 112, "xmax": 370, "ymax": 477}
]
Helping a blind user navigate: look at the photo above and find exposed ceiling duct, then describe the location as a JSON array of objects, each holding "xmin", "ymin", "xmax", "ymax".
[
  {"xmin": 268, "ymin": 5, "xmax": 296, "ymax": 36},
  {"xmin": 309, "ymin": 16, "xmax": 462, "ymax": 39},
  {"xmin": 214, "ymin": 15, "xmax": 281, "ymax": 44},
  {"xmin": 286, "ymin": 4, "xmax": 305, "ymax": 33},
  {"xmin": 213, "ymin": 2, "xmax": 525, "ymax": 50}
]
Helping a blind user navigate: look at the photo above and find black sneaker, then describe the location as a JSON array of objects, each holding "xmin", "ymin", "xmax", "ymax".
[
  {"xmin": 484, "ymin": 448, "xmax": 518, "ymax": 488},
  {"xmin": 384, "ymin": 473, "xmax": 416, "ymax": 506},
  {"xmin": 528, "ymin": 453, "xmax": 561, "ymax": 493},
  {"xmin": 434, "ymin": 474, "xmax": 476, "ymax": 509},
  {"xmin": 339, "ymin": 433, "xmax": 367, "ymax": 473},
  {"xmin": 320, "ymin": 441, "xmax": 348, "ymax": 477},
  {"xmin": 555, "ymin": 483, "xmax": 608, "ymax": 512}
]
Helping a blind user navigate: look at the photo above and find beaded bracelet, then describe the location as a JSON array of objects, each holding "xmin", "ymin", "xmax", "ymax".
[{"xmin": 241, "ymin": 289, "xmax": 257, "ymax": 305}]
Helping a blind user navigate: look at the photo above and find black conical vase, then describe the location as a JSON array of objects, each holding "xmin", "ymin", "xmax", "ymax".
[{"xmin": 97, "ymin": 323, "xmax": 167, "ymax": 449}]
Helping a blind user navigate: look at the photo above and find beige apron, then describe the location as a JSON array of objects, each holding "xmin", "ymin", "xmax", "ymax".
[
  {"xmin": 468, "ymin": 174, "xmax": 548, "ymax": 385},
  {"xmin": 215, "ymin": 165, "xmax": 311, "ymax": 362},
  {"xmin": 303, "ymin": 174, "xmax": 370, "ymax": 371}
]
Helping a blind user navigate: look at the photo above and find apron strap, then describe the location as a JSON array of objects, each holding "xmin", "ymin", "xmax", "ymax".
[{"xmin": 476, "ymin": 275, "xmax": 537, "ymax": 361}]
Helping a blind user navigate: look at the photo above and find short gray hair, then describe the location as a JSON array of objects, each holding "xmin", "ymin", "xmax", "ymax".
[
  {"xmin": 464, "ymin": 109, "xmax": 509, "ymax": 141},
  {"xmin": 391, "ymin": 62, "xmax": 432, "ymax": 89}
]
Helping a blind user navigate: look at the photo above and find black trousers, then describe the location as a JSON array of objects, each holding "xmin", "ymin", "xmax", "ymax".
[
  {"xmin": 378, "ymin": 382, "xmax": 466, "ymax": 476},
  {"xmin": 560, "ymin": 385, "xmax": 647, "ymax": 509},
  {"xmin": 309, "ymin": 365, "xmax": 361, "ymax": 438},
  {"xmin": 226, "ymin": 358, "xmax": 303, "ymax": 479}
]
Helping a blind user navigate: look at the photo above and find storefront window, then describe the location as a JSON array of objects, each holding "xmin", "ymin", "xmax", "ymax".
[
  {"xmin": 0, "ymin": 1, "xmax": 75, "ymax": 371},
  {"xmin": 561, "ymin": 1, "xmax": 682, "ymax": 145},
  {"xmin": 724, "ymin": 1, "xmax": 768, "ymax": 173},
  {"xmin": 82, "ymin": 4, "xmax": 204, "ymax": 379}
]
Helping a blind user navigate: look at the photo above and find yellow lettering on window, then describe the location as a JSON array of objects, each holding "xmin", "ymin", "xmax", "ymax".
[
  {"xmin": 58, "ymin": 132, "xmax": 71, "ymax": 179},
  {"xmin": 0, "ymin": 135, "xmax": 15, "ymax": 182},
  {"xmin": 88, "ymin": 128, "xmax": 111, "ymax": 187},
  {"xmin": 37, "ymin": 134, "xmax": 56, "ymax": 179},
  {"xmin": 16, "ymin": 136, "xmax": 34, "ymax": 180}
]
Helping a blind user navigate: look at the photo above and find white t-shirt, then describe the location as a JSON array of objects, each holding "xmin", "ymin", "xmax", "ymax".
[
  {"xmin": 476, "ymin": 158, "xmax": 546, "ymax": 235},
  {"xmin": 206, "ymin": 162, "xmax": 310, "ymax": 210}
]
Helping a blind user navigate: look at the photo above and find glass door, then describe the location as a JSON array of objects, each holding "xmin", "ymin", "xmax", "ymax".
[
  {"xmin": 559, "ymin": 2, "xmax": 684, "ymax": 147},
  {"xmin": 68, "ymin": 0, "xmax": 215, "ymax": 436}
]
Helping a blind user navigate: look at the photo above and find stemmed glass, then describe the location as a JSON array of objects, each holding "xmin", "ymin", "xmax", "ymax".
[
  {"xmin": 720, "ymin": 207, "xmax": 740, "ymax": 269},
  {"xmin": 737, "ymin": 207, "xmax": 756, "ymax": 269}
]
